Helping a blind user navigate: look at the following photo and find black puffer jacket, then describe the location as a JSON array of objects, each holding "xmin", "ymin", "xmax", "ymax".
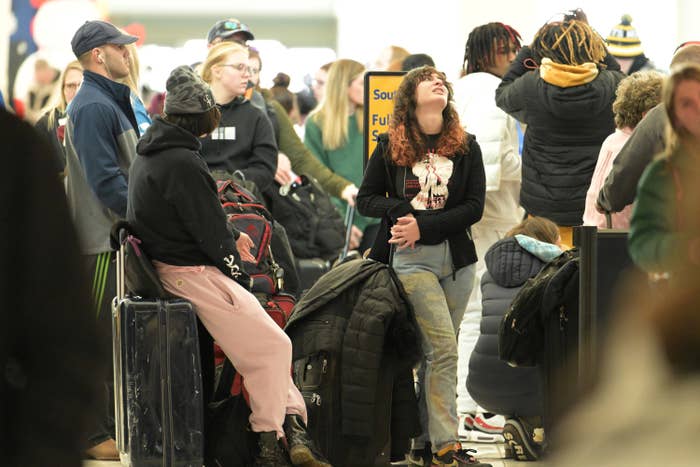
[
  {"xmin": 467, "ymin": 236, "xmax": 545, "ymax": 418},
  {"xmin": 496, "ymin": 46, "xmax": 625, "ymax": 226},
  {"xmin": 285, "ymin": 258, "xmax": 422, "ymax": 464}
]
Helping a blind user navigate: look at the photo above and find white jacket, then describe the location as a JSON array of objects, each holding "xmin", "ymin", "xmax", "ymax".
[{"xmin": 453, "ymin": 72, "xmax": 523, "ymax": 227}]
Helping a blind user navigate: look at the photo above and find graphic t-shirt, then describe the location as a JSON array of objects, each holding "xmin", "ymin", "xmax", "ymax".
[{"xmin": 400, "ymin": 134, "xmax": 454, "ymax": 210}]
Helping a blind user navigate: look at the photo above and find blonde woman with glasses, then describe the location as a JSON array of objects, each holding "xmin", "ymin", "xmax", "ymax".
[
  {"xmin": 35, "ymin": 60, "xmax": 82, "ymax": 174},
  {"xmin": 200, "ymin": 41, "xmax": 277, "ymax": 192}
]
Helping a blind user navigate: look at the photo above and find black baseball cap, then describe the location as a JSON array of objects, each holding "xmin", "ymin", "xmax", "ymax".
[
  {"xmin": 71, "ymin": 20, "xmax": 137, "ymax": 58},
  {"xmin": 207, "ymin": 18, "xmax": 255, "ymax": 45}
]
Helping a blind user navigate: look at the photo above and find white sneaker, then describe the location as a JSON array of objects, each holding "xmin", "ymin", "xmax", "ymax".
[
  {"xmin": 473, "ymin": 413, "xmax": 505, "ymax": 434},
  {"xmin": 462, "ymin": 430, "xmax": 505, "ymax": 444}
]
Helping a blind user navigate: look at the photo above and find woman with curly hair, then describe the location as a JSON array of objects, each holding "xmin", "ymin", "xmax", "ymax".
[
  {"xmin": 583, "ymin": 70, "xmax": 663, "ymax": 229},
  {"xmin": 496, "ymin": 17, "xmax": 625, "ymax": 246},
  {"xmin": 357, "ymin": 66, "xmax": 488, "ymax": 467}
]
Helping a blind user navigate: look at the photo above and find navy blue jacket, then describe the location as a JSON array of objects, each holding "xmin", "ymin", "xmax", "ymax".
[{"xmin": 65, "ymin": 70, "xmax": 139, "ymax": 253}]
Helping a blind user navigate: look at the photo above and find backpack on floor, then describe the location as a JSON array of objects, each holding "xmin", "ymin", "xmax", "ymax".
[{"xmin": 498, "ymin": 248, "xmax": 579, "ymax": 367}]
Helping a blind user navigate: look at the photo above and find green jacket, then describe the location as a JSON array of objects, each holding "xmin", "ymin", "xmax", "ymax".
[
  {"xmin": 261, "ymin": 93, "xmax": 351, "ymax": 198},
  {"xmin": 628, "ymin": 146, "xmax": 698, "ymax": 272},
  {"xmin": 304, "ymin": 114, "xmax": 378, "ymax": 231}
]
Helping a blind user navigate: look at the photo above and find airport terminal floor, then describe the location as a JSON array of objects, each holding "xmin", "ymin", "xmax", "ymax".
[{"xmin": 83, "ymin": 440, "xmax": 546, "ymax": 467}]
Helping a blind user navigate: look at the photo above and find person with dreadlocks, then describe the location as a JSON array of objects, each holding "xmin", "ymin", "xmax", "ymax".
[
  {"xmin": 496, "ymin": 17, "xmax": 625, "ymax": 247},
  {"xmin": 452, "ymin": 22, "xmax": 525, "ymax": 439},
  {"xmin": 357, "ymin": 66, "xmax": 488, "ymax": 467}
]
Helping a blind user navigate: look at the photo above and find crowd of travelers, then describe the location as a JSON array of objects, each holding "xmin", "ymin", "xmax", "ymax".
[{"xmin": 2, "ymin": 7, "xmax": 700, "ymax": 467}]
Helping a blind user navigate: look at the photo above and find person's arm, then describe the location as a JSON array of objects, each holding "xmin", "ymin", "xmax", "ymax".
[
  {"xmin": 628, "ymin": 160, "xmax": 687, "ymax": 272},
  {"xmin": 71, "ymin": 103, "xmax": 129, "ymax": 217},
  {"xmin": 495, "ymin": 46, "xmax": 536, "ymax": 123},
  {"xmin": 271, "ymin": 100, "xmax": 352, "ymax": 197},
  {"xmin": 597, "ymin": 104, "xmax": 667, "ymax": 212},
  {"xmin": 356, "ymin": 138, "xmax": 413, "ymax": 221},
  {"xmin": 416, "ymin": 139, "xmax": 486, "ymax": 243},
  {"xmin": 240, "ymin": 110, "xmax": 277, "ymax": 192}
]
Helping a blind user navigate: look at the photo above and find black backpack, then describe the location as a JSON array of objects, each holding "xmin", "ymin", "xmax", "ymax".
[
  {"xmin": 265, "ymin": 175, "xmax": 346, "ymax": 260},
  {"xmin": 498, "ymin": 248, "xmax": 579, "ymax": 367}
]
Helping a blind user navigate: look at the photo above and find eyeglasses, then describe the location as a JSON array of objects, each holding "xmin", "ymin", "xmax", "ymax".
[{"xmin": 220, "ymin": 62, "xmax": 252, "ymax": 75}]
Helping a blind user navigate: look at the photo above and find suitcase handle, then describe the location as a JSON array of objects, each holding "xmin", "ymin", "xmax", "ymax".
[
  {"xmin": 341, "ymin": 205, "xmax": 356, "ymax": 260},
  {"xmin": 116, "ymin": 228, "xmax": 127, "ymax": 301}
]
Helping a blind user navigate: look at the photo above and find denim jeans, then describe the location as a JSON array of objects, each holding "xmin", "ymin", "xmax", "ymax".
[{"xmin": 392, "ymin": 241, "xmax": 476, "ymax": 452}]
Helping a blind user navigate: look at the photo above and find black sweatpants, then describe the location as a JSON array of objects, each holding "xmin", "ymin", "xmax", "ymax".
[{"xmin": 84, "ymin": 251, "xmax": 117, "ymax": 446}]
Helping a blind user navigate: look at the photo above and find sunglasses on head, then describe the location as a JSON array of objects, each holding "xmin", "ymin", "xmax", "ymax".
[
  {"xmin": 223, "ymin": 21, "xmax": 250, "ymax": 33},
  {"xmin": 545, "ymin": 8, "xmax": 586, "ymax": 25}
]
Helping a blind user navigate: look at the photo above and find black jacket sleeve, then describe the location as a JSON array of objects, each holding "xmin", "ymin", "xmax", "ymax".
[
  {"xmin": 164, "ymin": 155, "xmax": 249, "ymax": 285},
  {"xmin": 241, "ymin": 112, "xmax": 277, "ymax": 192},
  {"xmin": 357, "ymin": 137, "xmax": 414, "ymax": 222},
  {"xmin": 416, "ymin": 139, "xmax": 485, "ymax": 243},
  {"xmin": 495, "ymin": 46, "xmax": 536, "ymax": 123}
]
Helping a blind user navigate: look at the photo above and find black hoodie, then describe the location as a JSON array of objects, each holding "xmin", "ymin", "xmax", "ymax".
[
  {"xmin": 127, "ymin": 116, "xmax": 248, "ymax": 286},
  {"xmin": 199, "ymin": 96, "xmax": 277, "ymax": 191}
]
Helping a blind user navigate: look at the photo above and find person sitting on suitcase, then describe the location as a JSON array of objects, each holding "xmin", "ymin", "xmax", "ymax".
[
  {"xmin": 357, "ymin": 66, "xmax": 489, "ymax": 467},
  {"xmin": 126, "ymin": 65, "xmax": 330, "ymax": 467}
]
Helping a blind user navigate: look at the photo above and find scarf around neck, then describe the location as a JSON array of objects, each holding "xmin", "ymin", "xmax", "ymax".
[{"xmin": 539, "ymin": 58, "xmax": 599, "ymax": 87}]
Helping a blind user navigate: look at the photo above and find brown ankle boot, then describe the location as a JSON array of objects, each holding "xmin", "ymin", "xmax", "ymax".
[
  {"xmin": 85, "ymin": 438, "xmax": 120, "ymax": 461},
  {"xmin": 283, "ymin": 414, "xmax": 332, "ymax": 467},
  {"xmin": 253, "ymin": 431, "xmax": 292, "ymax": 467}
]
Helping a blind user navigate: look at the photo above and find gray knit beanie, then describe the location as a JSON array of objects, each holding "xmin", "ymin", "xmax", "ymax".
[{"xmin": 164, "ymin": 65, "xmax": 216, "ymax": 114}]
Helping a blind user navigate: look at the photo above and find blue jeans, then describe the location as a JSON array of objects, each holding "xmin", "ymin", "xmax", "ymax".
[{"xmin": 393, "ymin": 241, "xmax": 476, "ymax": 451}]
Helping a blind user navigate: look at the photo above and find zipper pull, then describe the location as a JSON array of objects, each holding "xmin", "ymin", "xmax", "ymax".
[{"xmin": 321, "ymin": 358, "xmax": 328, "ymax": 374}]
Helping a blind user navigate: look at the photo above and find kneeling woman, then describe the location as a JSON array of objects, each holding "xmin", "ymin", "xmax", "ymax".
[
  {"xmin": 126, "ymin": 65, "xmax": 328, "ymax": 467},
  {"xmin": 357, "ymin": 66, "xmax": 487, "ymax": 467}
]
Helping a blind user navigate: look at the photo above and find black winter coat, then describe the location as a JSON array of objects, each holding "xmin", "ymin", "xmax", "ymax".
[
  {"xmin": 496, "ymin": 46, "xmax": 625, "ymax": 226},
  {"xmin": 467, "ymin": 237, "xmax": 544, "ymax": 418},
  {"xmin": 1, "ymin": 110, "xmax": 106, "ymax": 467},
  {"xmin": 285, "ymin": 258, "xmax": 422, "ymax": 464}
]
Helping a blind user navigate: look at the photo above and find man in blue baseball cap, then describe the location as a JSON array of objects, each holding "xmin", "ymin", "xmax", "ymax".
[{"xmin": 66, "ymin": 19, "xmax": 140, "ymax": 460}]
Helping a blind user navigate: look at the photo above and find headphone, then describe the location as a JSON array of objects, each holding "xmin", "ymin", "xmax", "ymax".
[{"xmin": 98, "ymin": 54, "xmax": 104, "ymax": 64}]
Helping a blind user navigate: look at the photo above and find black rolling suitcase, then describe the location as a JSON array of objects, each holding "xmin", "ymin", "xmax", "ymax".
[{"xmin": 112, "ymin": 227, "xmax": 205, "ymax": 466}]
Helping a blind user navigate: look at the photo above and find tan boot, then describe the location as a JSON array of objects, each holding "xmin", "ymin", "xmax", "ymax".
[{"xmin": 85, "ymin": 438, "xmax": 120, "ymax": 461}]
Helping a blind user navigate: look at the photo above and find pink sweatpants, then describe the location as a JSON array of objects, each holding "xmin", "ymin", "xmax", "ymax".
[{"xmin": 154, "ymin": 261, "xmax": 307, "ymax": 437}]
